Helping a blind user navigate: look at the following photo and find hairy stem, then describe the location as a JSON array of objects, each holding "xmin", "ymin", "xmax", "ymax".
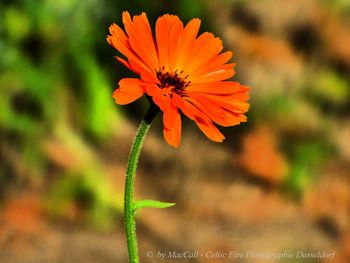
[{"xmin": 124, "ymin": 104, "xmax": 158, "ymax": 262}]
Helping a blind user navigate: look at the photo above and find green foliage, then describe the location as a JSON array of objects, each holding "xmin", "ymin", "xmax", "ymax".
[
  {"xmin": 284, "ymin": 140, "xmax": 333, "ymax": 198},
  {"xmin": 322, "ymin": 0, "xmax": 350, "ymax": 16},
  {"xmin": 309, "ymin": 70, "xmax": 349, "ymax": 105},
  {"xmin": 3, "ymin": 7, "xmax": 31, "ymax": 41},
  {"xmin": 177, "ymin": 0, "xmax": 203, "ymax": 20},
  {"xmin": 48, "ymin": 170, "xmax": 121, "ymax": 229},
  {"xmin": 252, "ymin": 77, "xmax": 341, "ymax": 198},
  {"xmin": 76, "ymin": 55, "xmax": 118, "ymax": 139}
]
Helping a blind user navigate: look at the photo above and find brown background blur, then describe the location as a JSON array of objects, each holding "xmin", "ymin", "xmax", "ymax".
[{"xmin": 0, "ymin": 0, "xmax": 350, "ymax": 262}]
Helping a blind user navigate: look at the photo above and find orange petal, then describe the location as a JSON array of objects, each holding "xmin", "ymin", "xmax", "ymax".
[
  {"xmin": 163, "ymin": 102, "xmax": 178, "ymax": 130},
  {"xmin": 185, "ymin": 33, "xmax": 223, "ymax": 74},
  {"xmin": 155, "ymin": 15, "xmax": 171, "ymax": 70},
  {"xmin": 107, "ymin": 23, "xmax": 128, "ymax": 48},
  {"xmin": 112, "ymin": 78, "xmax": 145, "ymax": 105},
  {"xmin": 156, "ymin": 14, "xmax": 183, "ymax": 71},
  {"xmin": 175, "ymin": 18, "xmax": 201, "ymax": 70},
  {"xmin": 209, "ymin": 51, "xmax": 233, "ymax": 68},
  {"xmin": 204, "ymin": 93, "xmax": 250, "ymax": 113},
  {"xmin": 133, "ymin": 13, "xmax": 159, "ymax": 69},
  {"xmin": 152, "ymin": 95, "xmax": 167, "ymax": 111},
  {"xmin": 195, "ymin": 118, "xmax": 225, "ymax": 142},
  {"xmin": 167, "ymin": 19, "xmax": 184, "ymax": 72},
  {"xmin": 190, "ymin": 95, "xmax": 248, "ymax": 127},
  {"xmin": 122, "ymin": 12, "xmax": 159, "ymax": 71},
  {"xmin": 145, "ymin": 84, "xmax": 160, "ymax": 96},
  {"xmin": 187, "ymin": 93, "xmax": 225, "ymax": 118},
  {"xmin": 107, "ymin": 22, "xmax": 150, "ymax": 73},
  {"xmin": 190, "ymin": 51, "xmax": 233, "ymax": 76},
  {"xmin": 115, "ymin": 56, "xmax": 135, "ymax": 72},
  {"xmin": 186, "ymin": 90, "xmax": 249, "ymax": 126},
  {"xmin": 140, "ymin": 70, "xmax": 159, "ymax": 84},
  {"xmin": 186, "ymin": 94, "xmax": 229, "ymax": 126},
  {"xmin": 171, "ymin": 93, "xmax": 185, "ymax": 109},
  {"xmin": 192, "ymin": 95, "xmax": 247, "ymax": 126},
  {"xmin": 224, "ymin": 111, "xmax": 248, "ymax": 125},
  {"xmin": 186, "ymin": 81, "xmax": 245, "ymax": 95},
  {"xmin": 177, "ymin": 99, "xmax": 210, "ymax": 122},
  {"xmin": 163, "ymin": 111, "xmax": 182, "ymax": 147},
  {"xmin": 190, "ymin": 32, "xmax": 215, "ymax": 55},
  {"xmin": 145, "ymin": 85, "xmax": 168, "ymax": 111},
  {"xmin": 178, "ymin": 99, "xmax": 229, "ymax": 139},
  {"xmin": 190, "ymin": 64, "xmax": 235, "ymax": 83},
  {"xmin": 233, "ymin": 90, "xmax": 250, "ymax": 101}
]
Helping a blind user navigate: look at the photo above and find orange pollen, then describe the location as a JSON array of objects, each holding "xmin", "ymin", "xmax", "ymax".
[{"xmin": 156, "ymin": 68, "xmax": 191, "ymax": 95}]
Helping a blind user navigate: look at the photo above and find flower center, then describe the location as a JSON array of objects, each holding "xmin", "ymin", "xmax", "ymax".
[{"xmin": 156, "ymin": 68, "xmax": 191, "ymax": 95}]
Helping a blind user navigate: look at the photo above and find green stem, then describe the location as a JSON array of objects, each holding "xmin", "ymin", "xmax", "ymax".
[{"xmin": 124, "ymin": 104, "xmax": 158, "ymax": 263}]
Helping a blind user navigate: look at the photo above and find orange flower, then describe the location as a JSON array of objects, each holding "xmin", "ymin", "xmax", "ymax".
[{"xmin": 107, "ymin": 12, "xmax": 249, "ymax": 147}]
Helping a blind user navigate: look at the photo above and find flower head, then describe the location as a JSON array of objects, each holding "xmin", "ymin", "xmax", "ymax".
[{"xmin": 107, "ymin": 11, "xmax": 249, "ymax": 147}]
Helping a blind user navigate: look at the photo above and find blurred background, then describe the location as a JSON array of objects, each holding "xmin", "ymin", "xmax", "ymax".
[{"xmin": 0, "ymin": 0, "xmax": 350, "ymax": 262}]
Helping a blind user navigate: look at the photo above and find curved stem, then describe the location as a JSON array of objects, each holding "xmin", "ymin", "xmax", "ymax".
[{"xmin": 124, "ymin": 104, "xmax": 158, "ymax": 263}]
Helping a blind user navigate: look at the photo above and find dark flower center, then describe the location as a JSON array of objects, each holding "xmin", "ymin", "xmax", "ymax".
[{"xmin": 156, "ymin": 68, "xmax": 191, "ymax": 94}]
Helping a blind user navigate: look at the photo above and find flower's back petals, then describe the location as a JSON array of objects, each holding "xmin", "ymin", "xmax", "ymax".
[
  {"xmin": 113, "ymin": 78, "xmax": 145, "ymax": 105},
  {"xmin": 107, "ymin": 23, "xmax": 133, "ymax": 57},
  {"xmin": 135, "ymin": 13, "xmax": 153, "ymax": 39},
  {"xmin": 171, "ymin": 93, "xmax": 185, "ymax": 109},
  {"xmin": 115, "ymin": 56, "xmax": 148, "ymax": 75},
  {"xmin": 121, "ymin": 12, "xmax": 158, "ymax": 72},
  {"xmin": 163, "ymin": 101, "xmax": 178, "ymax": 130},
  {"xmin": 168, "ymin": 19, "xmax": 184, "ymax": 72},
  {"xmin": 163, "ymin": 111, "xmax": 182, "ymax": 148},
  {"xmin": 128, "ymin": 59, "xmax": 148, "ymax": 74},
  {"xmin": 186, "ymin": 81, "xmax": 244, "ymax": 95},
  {"xmin": 194, "ymin": 118, "xmax": 225, "ymax": 142},
  {"xmin": 107, "ymin": 23, "xmax": 128, "ymax": 46},
  {"xmin": 132, "ymin": 13, "xmax": 159, "ymax": 69},
  {"xmin": 175, "ymin": 18, "xmax": 201, "ymax": 70},
  {"xmin": 185, "ymin": 34, "xmax": 223, "ymax": 75},
  {"xmin": 145, "ymin": 85, "xmax": 167, "ymax": 111},
  {"xmin": 107, "ymin": 23, "xmax": 150, "ymax": 74},
  {"xmin": 115, "ymin": 56, "xmax": 133, "ymax": 71},
  {"xmin": 152, "ymin": 95, "xmax": 167, "ymax": 111}
]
